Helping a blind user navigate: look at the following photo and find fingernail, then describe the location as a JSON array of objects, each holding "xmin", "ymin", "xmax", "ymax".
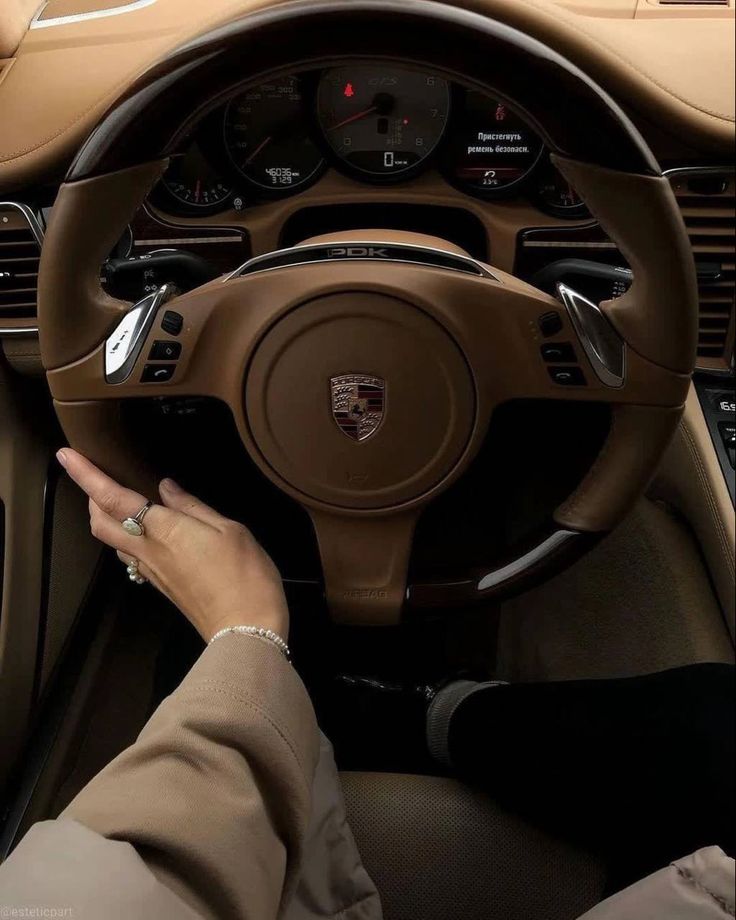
[
  {"xmin": 161, "ymin": 478, "xmax": 180, "ymax": 493},
  {"xmin": 56, "ymin": 449, "xmax": 68, "ymax": 468}
]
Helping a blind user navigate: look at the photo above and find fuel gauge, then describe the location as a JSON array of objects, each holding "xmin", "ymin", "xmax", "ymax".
[
  {"xmin": 534, "ymin": 158, "xmax": 590, "ymax": 220},
  {"xmin": 154, "ymin": 143, "xmax": 233, "ymax": 214}
]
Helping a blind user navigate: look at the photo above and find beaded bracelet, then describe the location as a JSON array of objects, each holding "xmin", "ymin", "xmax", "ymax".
[{"xmin": 208, "ymin": 625, "xmax": 291, "ymax": 661}]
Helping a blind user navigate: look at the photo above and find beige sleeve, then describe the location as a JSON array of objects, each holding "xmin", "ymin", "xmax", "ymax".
[
  {"xmin": 59, "ymin": 635, "xmax": 320, "ymax": 920},
  {"xmin": 576, "ymin": 847, "xmax": 735, "ymax": 920}
]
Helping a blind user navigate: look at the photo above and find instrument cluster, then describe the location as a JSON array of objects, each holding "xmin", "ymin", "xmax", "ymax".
[{"xmin": 149, "ymin": 64, "xmax": 589, "ymax": 220}]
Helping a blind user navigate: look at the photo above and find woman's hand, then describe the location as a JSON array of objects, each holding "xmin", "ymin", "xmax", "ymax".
[{"xmin": 56, "ymin": 448, "xmax": 289, "ymax": 643}]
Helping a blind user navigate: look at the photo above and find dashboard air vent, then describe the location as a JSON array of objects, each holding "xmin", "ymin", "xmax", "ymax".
[
  {"xmin": 669, "ymin": 169, "xmax": 735, "ymax": 369},
  {"xmin": 0, "ymin": 203, "xmax": 43, "ymax": 325}
]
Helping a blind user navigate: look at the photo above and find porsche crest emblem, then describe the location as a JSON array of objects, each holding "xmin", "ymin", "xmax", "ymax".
[{"xmin": 330, "ymin": 374, "xmax": 385, "ymax": 442}]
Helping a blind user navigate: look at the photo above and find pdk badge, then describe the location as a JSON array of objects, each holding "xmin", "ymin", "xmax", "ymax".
[{"xmin": 330, "ymin": 374, "xmax": 385, "ymax": 442}]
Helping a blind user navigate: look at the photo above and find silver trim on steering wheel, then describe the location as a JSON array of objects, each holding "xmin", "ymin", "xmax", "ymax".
[
  {"xmin": 557, "ymin": 283, "xmax": 626, "ymax": 388},
  {"xmin": 104, "ymin": 284, "xmax": 175, "ymax": 384},
  {"xmin": 227, "ymin": 241, "xmax": 499, "ymax": 281}
]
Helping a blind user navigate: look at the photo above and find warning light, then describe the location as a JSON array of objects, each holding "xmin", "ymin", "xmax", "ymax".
[
  {"xmin": 495, "ymin": 104, "xmax": 507, "ymax": 122},
  {"xmin": 403, "ymin": 117, "xmax": 409, "ymax": 125},
  {"xmin": 343, "ymin": 82, "xmax": 355, "ymax": 98}
]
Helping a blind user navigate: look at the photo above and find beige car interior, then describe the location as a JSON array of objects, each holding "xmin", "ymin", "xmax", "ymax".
[{"xmin": 0, "ymin": 0, "xmax": 734, "ymax": 917}]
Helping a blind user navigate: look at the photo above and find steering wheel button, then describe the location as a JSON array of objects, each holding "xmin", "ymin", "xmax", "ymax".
[
  {"xmin": 150, "ymin": 340, "xmax": 182, "ymax": 361},
  {"xmin": 142, "ymin": 364, "xmax": 175, "ymax": 383},
  {"xmin": 538, "ymin": 311, "xmax": 563, "ymax": 337},
  {"xmin": 541, "ymin": 342, "xmax": 576, "ymax": 363},
  {"xmin": 548, "ymin": 366, "xmax": 586, "ymax": 386},
  {"xmin": 161, "ymin": 310, "xmax": 184, "ymax": 336}
]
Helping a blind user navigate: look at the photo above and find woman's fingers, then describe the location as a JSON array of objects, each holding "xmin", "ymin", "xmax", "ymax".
[
  {"xmin": 159, "ymin": 478, "xmax": 224, "ymax": 529},
  {"xmin": 89, "ymin": 500, "xmax": 148, "ymax": 556},
  {"xmin": 58, "ymin": 449, "xmax": 150, "ymax": 524},
  {"xmin": 57, "ymin": 447, "xmax": 289, "ymax": 641}
]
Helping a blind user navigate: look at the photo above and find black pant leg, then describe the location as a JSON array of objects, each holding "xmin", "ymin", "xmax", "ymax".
[{"xmin": 447, "ymin": 663, "xmax": 735, "ymax": 886}]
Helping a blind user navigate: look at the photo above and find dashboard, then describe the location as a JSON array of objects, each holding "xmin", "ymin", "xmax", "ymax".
[{"xmin": 148, "ymin": 64, "xmax": 589, "ymax": 221}]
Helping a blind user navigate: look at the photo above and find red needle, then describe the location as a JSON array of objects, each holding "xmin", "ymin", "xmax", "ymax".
[
  {"xmin": 245, "ymin": 135, "xmax": 272, "ymax": 165},
  {"xmin": 194, "ymin": 179, "xmax": 201, "ymax": 204},
  {"xmin": 328, "ymin": 106, "xmax": 378, "ymax": 132}
]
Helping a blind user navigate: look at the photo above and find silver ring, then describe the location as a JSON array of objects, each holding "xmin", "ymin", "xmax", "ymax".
[
  {"xmin": 121, "ymin": 500, "xmax": 153, "ymax": 537},
  {"xmin": 125, "ymin": 557, "xmax": 147, "ymax": 585}
]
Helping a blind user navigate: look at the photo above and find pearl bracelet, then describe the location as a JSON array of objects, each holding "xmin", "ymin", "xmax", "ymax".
[{"xmin": 208, "ymin": 625, "xmax": 291, "ymax": 661}]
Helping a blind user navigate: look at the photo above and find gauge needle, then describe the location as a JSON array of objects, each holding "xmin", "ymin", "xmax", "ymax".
[
  {"xmin": 245, "ymin": 135, "xmax": 273, "ymax": 165},
  {"xmin": 194, "ymin": 179, "xmax": 201, "ymax": 204},
  {"xmin": 328, "ymin": 106, "xmax": 378, "ymax": 132}
]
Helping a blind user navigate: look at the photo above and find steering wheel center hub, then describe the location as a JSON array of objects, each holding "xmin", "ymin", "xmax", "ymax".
[{"xmin": 245, "ymin": 291, "xmax": 476, "ymax": 510}]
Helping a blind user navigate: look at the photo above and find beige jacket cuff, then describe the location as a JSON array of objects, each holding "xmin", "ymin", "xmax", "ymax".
[
  {"xmin": 63, "ymin": 634, "xmax": 320, "ymax": 920},
  {"xmin": 577, "ymin": 847, "xmax": 735, "ymax": 920}
]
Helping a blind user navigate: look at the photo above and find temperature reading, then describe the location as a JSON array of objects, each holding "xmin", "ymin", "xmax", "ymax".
[{"xmin": 446, "ymin": 89, "xmax": 543, "ymax": 195}]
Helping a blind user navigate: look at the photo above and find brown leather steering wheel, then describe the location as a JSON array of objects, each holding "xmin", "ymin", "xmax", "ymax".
[{"xmin": 37, "ymin": 0, "xmax": 697, "ymax": 624}]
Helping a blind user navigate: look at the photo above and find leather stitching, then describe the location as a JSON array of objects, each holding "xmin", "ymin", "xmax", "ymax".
[
  {"xmin": 0, "ymin": 0, "xmax": 732, "ymax": 167},
  {"xmin": 674, "ymin": 864, "xmax": 735, "ymax": 917},
  {"xmin": 508, "ymin": 0, "xmax": 735, "ymax": 124},
  {"xmin": 0, "ymin": 0, "xmax": 258, "ymax": 163},
  {"xmin": 0, "ymin": 65, "xmax": 164, "ymax": 163}
]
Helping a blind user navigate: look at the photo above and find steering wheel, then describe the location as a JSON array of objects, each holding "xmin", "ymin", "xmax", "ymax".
[{"xmin": 37, "ymin": 0, "xmax": 697, "ymax": 625}]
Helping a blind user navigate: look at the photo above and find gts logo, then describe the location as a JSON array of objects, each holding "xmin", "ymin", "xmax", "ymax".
[{"xmin": 326, "ymin": 246, "xmax": 390, "ymax": 259}]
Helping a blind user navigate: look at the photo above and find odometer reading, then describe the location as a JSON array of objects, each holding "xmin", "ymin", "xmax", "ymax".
[
  {"xmin": 224, "ymin": 77, "xmax": 324, "ymax": 192},
  {"xmin": 317, "ymin": 65, "xmax": 450, "ymax": 178}
]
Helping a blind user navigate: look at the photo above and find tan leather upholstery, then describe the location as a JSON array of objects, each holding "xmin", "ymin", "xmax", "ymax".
[
  {"xmin": 0, "ymin": 0, "xmax": 733, "ymax": 191},
  {"xmin": 0, "ymin": 0, "xmax": 37, "ymax": 59},
  {"xmin": 340, "ymin": 772, "xmax": 607, "ymax": 920},
  {"xmin": 652, "ymin": 386, "xmax": 736, "ymax": 638}
]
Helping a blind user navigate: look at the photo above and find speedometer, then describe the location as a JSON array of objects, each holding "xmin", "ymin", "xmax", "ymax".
[
  {"xmin": 223, "ymin": 76, "xmax": 324, "ymax": 193},
  {"xmin": 317, "ymin": 64, "xmax": 450, "ymax": 179}
]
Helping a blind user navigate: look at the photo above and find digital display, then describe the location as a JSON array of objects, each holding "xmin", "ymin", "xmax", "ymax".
[{"xmin": 447, "ymin": 91, "xmax": 543, "ymax": 193}]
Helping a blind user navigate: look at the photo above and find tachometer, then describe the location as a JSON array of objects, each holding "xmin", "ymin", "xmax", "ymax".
[
  {"xmin": 445, "ymin": 89, "xmax": 543, "ymax": 197},
  {"xmin": 317, "ymin": 64, "xmax": 450, "ymax": 179},
  {"xmin": 224, "ymin": 76, "xmax": 324, "ymax": 193}
]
